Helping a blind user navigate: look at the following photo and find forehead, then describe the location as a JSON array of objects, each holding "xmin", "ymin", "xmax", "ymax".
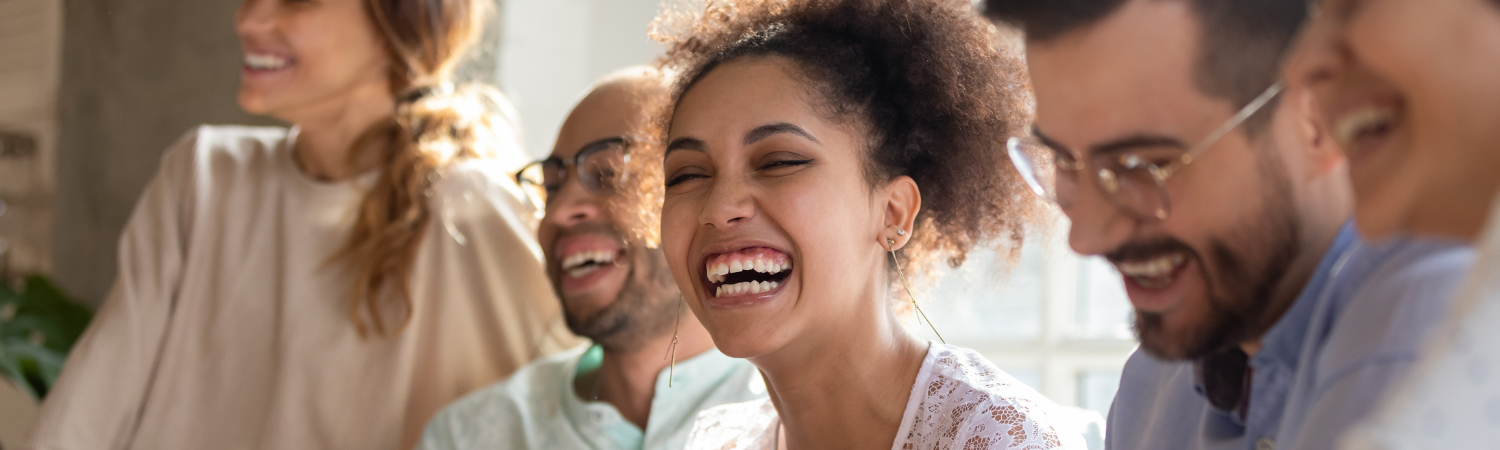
[
  {"xmin": 670, "ymin": 57, "xmax": 838, "ymax": 144},
  {"xmin": 551, "ymin": 84, "xmax": 646, "ymax": 160},
  {"xmin": 1026, "ymin": 0, "xmax": 1229, "ymax": 152}
]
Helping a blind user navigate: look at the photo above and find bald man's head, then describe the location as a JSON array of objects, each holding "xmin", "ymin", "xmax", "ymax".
[
  {"xmin": 556, "ymin": 67, "xmax": 670, "ymax": 155},
  {"xmin": 538, "ymin": 66, "xmax": 677, "ymax": 352}
]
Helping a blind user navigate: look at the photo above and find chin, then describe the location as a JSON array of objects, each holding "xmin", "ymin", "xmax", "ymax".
[
  {"xmin": 1352, "ymin": 183, "xmax": 1417, "ymax": 240},
  {"xmin": 1134, "ymin": 309, "xmax": 1229, "ymax": 361},
  {"xmin": 237, "ymin": 91, "xmax": 272, "ymax": 116},
  {"xmin": 1135, "ymin": 326, "xmax": 1187, "ymax": 360},
  {"xmin": 700, "ymin": 316, "xmax": 787, "ymax": 359}
]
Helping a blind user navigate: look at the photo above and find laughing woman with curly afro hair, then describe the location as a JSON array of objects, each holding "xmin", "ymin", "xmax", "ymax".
[{"xmin": 621, "ymin": 0, "xmax": 1086, "ymax": 448}]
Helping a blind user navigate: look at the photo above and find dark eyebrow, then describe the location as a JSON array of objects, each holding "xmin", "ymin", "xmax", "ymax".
[
  {"xmin": 1033, "ymin": 127, "xmax": 1073, "ymax": 157},
  {"xmin": 744, "ymin": 122, "xmax": 819, "ymax": 146},
  {"xmin": 1034, "ymin": 126, "xmax": 1186, "ymax": 158},
  {"xmin": 1092, "ymin": 135, "xmax": 1187, "ymax": 155},
  {"xmin": 665, "ymin": 137, "xmax": 706, "ymax": 157}
]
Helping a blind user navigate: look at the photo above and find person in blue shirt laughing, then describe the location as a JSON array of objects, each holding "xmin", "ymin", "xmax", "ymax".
[
  {"xmin": 417, "ymin": 66, "xmax": 765, "ymax": 450},
  {"xmin": 984, "ymin": 1, "xmax": 1473, "ymax": 449}
]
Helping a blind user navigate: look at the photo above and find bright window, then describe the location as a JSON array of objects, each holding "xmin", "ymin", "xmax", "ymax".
[{"xmin": 909, "ymin": 218, "xmax": 1136, "ymax": 422}]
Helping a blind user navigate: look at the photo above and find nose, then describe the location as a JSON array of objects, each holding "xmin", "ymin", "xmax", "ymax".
[
  {"xmin": 699, "ymin": 175, "xmax": 755, "ymax": 229},
  {"xmin": 1282, "ymin": 9, "xmax": 1346, "ymax": 94},
  {"xmin": 1063, "ymin": 170, "xmax": 1137, "ymax": 256},
  {"xmin": 545, "ymin": 178, "xmax": 603, "ymax": 228},
  {"xmin": 236, "ymin": 0, "xmax": 275, "ymax": 38}
]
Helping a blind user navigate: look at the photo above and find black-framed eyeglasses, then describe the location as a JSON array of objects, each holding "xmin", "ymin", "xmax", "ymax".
[
  {"xmin": 515, "ymin": 136, "xmax": 634, "ymax": 205},
  {"xmin": 1006, "ymin": 82, "xmax": 1285, "ymax": 221}
]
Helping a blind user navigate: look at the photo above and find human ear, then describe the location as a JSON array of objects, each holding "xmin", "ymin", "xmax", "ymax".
[
  {"xmin": 1295, "ymin": 88, "xmax": 1348, "ymax": 176},
  {"xmin": 880, "ymin": 175, "xmax": 921, "ymax": 250}
]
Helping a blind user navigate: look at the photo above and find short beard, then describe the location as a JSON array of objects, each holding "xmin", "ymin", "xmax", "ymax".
[
  {"xmin": 562, "ymin": 245, "xmax": 681, "ymax": 353},
  {"xmin": 1131, "ymin": 149, "xmax": 1302, "ymax": 361}
]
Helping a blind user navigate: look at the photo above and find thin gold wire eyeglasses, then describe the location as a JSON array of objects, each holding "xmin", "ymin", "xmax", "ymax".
[{"xmin": 1007, "ymin": 82, "xmax": 1285, "ymax": 221}]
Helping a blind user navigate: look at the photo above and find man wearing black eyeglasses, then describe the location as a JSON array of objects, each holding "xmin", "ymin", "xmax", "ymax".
[
  {"xmin": 417, "ymin": 67, "xmax": 763, "ymax": 450},
  {"xmin": 986, "ymin": 1, "xmax": 1473, "ymax": 450}
]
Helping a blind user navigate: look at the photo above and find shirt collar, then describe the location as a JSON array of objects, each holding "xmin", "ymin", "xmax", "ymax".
[
  {"xmin": 1252, "ymin": 222, "xmax": 1360, "ymax": 370},
  {"xmin": 561, "ymin": 344, "xmax": 752, "ymax": 450},
  {"xmin": 1192, "ymin": 222, "xmax": 1360, "ymax": 414}
]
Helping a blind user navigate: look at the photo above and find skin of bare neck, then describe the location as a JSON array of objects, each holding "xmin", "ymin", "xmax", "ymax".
[
  {"xmin": 1236, "ymin": 210, "xmax": 1342, "ymax": 357},
  {"xmin": 280, "ymin": 81, "xmax": 396, "ymax": 181},
  {"xmin": 1407, "ymin": 182, "xmax": 1500, "ymax": 241},
  {"xmin": 1238, "ymin": 101, "xmax": 1354, "ymax": 358},
  {"xmin": 579, "ymin": 310, "xmax": 716, "ymax": 429},
  {"xmin": 750, "ymin": 257, "xmax": 930, "ymax": 450}
]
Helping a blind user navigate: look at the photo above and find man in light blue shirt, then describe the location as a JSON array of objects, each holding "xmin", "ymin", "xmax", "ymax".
[
  {"xmin": 419, "ymin": 67, "xmax": 764, "ymax": 450},
  {"xmin": 983, "ymin": 0, "xmax": 1473, "ymax": 449},
  {"xmin": 1106, "ymin": 227, "xmax": 1469, "ymax": 450}
]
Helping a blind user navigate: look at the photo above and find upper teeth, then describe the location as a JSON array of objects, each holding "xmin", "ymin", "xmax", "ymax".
[
  {"xmin": 1333, "ymin": 107, "xmax": 1396, "ymax": 148},
  {"xmin": 561, "ymin": 250, "xmax": 614, "ymax": 271},
  {"xmin": 705, "ymin": 256, "xmax": 790, "ymax": 284},
  {"xmin": 1115, "ymin": 253, "xmax": 1185, "ymax": 278},
  {"xmin": 245, "ymin": 53, "xmax": 290, "ymax": 70}
]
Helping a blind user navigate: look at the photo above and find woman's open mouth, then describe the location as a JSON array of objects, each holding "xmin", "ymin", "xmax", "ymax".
[
  {"xmin": 1332, "ymin": 102, "xmax": 1403, "ymax": 166},
  {"xmin": 703, "ymin": 247, "xmax": 793, "ymax": 300}
]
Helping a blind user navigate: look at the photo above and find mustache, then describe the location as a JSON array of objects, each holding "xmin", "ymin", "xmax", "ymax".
[{"xmin": 1103, "ymin": 236, "xmax": 1197, "ymax": 263}]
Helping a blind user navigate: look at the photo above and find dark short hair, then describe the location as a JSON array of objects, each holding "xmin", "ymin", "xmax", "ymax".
[{"xmin": 985, "ymin": 0, "xmax": 1306, "ymax": 127}]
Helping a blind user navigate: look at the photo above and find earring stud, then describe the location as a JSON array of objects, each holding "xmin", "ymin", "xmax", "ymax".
[{"xmin": 897, "ymin": 229, "xmax": 905, "ymax": 236}]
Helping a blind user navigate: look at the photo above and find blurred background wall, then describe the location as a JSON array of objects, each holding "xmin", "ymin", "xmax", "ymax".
[
  {"xmin": 36, "ymin": 0, "xmax": 661, "ymax": 307},
  {"xmin": 0, "ymin": 0, "xmax": 63, "ymax": 288},
  {"xmin": 49, "ymin": 0, "xmax": 274, "ymax": 307}
]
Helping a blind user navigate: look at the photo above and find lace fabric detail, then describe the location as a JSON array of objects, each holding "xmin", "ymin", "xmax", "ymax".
[
  {"xmin": 896, "ymin": 344, "xmax": 1078, "ymax": 449},
  {"xmin": 684, "ymin": 397, "xmax": 780, "ymax": 450},
  {"xmin": 684, "ymin": 343, "xmax": 1083, "ymax": 450}
]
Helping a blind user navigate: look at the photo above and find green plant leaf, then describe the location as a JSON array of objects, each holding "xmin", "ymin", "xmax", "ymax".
[
  {"xmin": 0, "ymin": 338, "xmax": 64, "ymax": 401},
  {"xmin": 0, "ymin": 276, "xmax": 91, "ymax": 351},
  {"xmin": 0, "ymin": 346, "xmax": 39, "ymax": 401},
  {"xmin": 0, "ymin": 275, "xmax": 92, "ymax": 401}
]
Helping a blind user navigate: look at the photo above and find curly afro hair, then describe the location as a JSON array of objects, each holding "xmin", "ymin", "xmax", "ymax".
[{"xmin": 616, "ymin": 0, "xmax": 1043, "ymax": 281}]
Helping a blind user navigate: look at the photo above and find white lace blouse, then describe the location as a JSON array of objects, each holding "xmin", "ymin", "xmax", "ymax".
[{"xmin": 684, "ymin": 343, "xmax": 1086, "ymax": 450}]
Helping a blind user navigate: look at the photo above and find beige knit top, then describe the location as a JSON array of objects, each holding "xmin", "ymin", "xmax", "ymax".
[{"xmin": 24, "ymin": 126, "xmax": 576, "ymax": 450}]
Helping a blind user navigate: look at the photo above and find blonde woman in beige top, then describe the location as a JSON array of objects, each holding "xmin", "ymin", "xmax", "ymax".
[{"xmin": 24, "ymin": 0, "xmax": 573, "ymax": 449}]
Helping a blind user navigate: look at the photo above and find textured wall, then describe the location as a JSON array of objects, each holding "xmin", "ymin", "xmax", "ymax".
[
  {"xmin": 51, "ymin": 0, "xmax": 273, "ymax": 306},
  {"xmin": 0, "ymin": 0, "xmax": 63, "ymax": 282},
  {"xmin": 0, "ymin": 0, "xmax": 62, "ymax": 437}
]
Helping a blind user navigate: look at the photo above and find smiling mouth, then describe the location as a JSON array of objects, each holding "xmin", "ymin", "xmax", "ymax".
[
  {"xmin": 1333, "ymin": 105, "xmax": 1400, "ymax": 152},
  {"xmin": 704, "ymin": 247, "xmax": 792, "ymax": 298},
  {"xmin": 1114, "ymin": 252, "xmax": 1187, "ymax": 289},
  {"xmin": 560, "ymin": 249, "xmax": 618, "ymax": 279},
  {"xmin": 244, "ymin": 52, "xmax": 293, "ymax": 72}
]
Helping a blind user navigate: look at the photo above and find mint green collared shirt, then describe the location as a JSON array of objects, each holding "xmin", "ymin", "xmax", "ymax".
[{"xmin": 419, "ymin": 344, "xmax": 764, "ymax": 450}]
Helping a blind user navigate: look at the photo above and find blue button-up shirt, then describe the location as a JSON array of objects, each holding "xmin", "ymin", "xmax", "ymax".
[
  {"xmin": 1277, "ymin": 235, "xmax": 1472, "ymax": 449},
  {"xmin": 419, "ymin": 344, "xmax": 765, "ymax": 450},
  {"xmin": 1105, "ymin": 224, "xmax": 1472, "ymax": 450}
]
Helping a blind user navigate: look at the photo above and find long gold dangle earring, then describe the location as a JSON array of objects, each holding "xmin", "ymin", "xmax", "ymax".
[
  {"xmin": 888, "ymin": 229, "xmax": 945, "ymax": 344},
  {"xmin": 662, "ymin": 295, "xmax": 683, "ymax": 387}
]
